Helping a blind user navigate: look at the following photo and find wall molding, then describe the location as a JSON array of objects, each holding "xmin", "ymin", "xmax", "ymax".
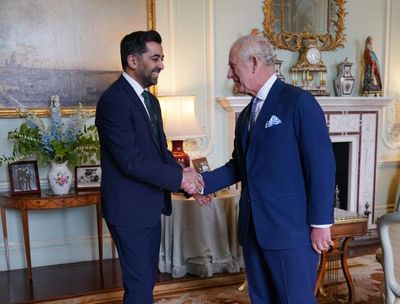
[
  {"xmin": 163, "ymin": 0, "xmax": 216, "ymax": 159},
  {"xmin": 383, "ymin": 0, "xmax": 392, "ymax": 96},
  {"xmin": 377, "ymin": 159, "xmax": 400, "ymax": 168},
  {"xmin": 0, "ymin": 233, "xmax": 114, "ymax": 271}
]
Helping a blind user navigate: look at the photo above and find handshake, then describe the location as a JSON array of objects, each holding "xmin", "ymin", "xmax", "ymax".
[{"xmin": 180, "ymin": 167, "xmax": 212, "ymax": 206}]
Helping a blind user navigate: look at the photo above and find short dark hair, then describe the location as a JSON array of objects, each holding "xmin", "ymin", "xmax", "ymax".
[{"xmin": 120, "ymin": 30, "xmax": 162, "ymax": 70}]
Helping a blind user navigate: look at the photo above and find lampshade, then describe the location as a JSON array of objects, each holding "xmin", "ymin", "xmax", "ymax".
[{"xmin": 158, "ymin": 95, "xmax": 205, "ymax": 140}]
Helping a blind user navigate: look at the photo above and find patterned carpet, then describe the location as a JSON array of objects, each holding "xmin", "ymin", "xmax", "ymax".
[
  {"xmin": 153, "ymin": 254, "xmax": 384, "ymax": 304},
  {"xmin": 51, "ymin": 254, "xmax": 383, "ymax": 304}
]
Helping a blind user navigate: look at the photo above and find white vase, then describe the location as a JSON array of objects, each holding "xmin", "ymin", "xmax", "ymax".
[
  {"xmin": 334, "ymin": 58, "xmax": 355, "ymax": 96},
  {"xmin": 48, "ymin": 160, "xmax": 73, "ymax": 195}
]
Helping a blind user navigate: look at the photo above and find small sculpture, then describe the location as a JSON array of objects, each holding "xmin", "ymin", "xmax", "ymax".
[
  {"xmin": 362, "ymin": 36, "xmax": 383, "ymax": 96},
  {"xmin": 334, "ymin": 185, "xmax": 341, "ymax": 209}
]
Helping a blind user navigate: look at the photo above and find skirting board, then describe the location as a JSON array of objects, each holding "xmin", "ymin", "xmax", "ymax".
[{"xmin": 0, "ymin": 234, "xmax": 115, "ymax": 271}]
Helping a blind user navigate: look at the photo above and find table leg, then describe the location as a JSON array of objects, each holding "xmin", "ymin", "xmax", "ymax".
[
  {"xmin": 96, "ymin": 204, "xmax": 103, "ymax": 262},
  {"xmin": 1, "ymin": 207, "xmax": 10, "ymax": 270},
  {"xmin": 340, "ymin": 237, "xmax": 355, "ymax": 304},
  {"xmin": 20, "ymin": 209, "xmax": 32, "ymax": 279},
  {"xmin": 314, "ymin": 250, "xmax": 328, "ymax": 296}
]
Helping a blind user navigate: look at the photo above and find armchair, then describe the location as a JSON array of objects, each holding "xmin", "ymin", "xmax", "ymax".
[
  {"xmin": 378, "ymin": 211, "xmax": 400, "ymax": 303},
  {"xmin": 377, "ymin": 193, "xmax": 400, "ymax": 263}
]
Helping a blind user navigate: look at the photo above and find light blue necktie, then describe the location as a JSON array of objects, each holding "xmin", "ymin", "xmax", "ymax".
[{"xmin": 249, "ymin": 97, "xmax": 261, "ymax": 131}]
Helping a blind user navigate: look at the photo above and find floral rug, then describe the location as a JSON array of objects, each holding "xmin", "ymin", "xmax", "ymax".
[
  {"xmin": 153, "ymin": 254, "xmax": 384, "ymax": 304},
  {"xmin": 52, "ymin": 254, "xmax": 382, "ymax": 304}
]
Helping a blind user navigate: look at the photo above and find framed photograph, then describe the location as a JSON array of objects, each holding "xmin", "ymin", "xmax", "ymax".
[
  {"xmin": 0, "ymin": 0, "xmax": 155, "ymax": 117},
  {"xmin": 75, "ymin": 165, "xmax": 102, "ymax": 191},
  {"xmin": 8, "ymin": 161, "xmax": 41, "ymax": 195},
  {"xmin": 192, "ymin": 157, "xmax": 211, "ymax": 174}
]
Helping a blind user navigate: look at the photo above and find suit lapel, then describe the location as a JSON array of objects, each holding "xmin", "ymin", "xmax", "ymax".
[
  {"xmin": 118, "ymin": 76, "xmax": 162, "ymax": 153},
  {"xmin": 239, "ymin": 105, "xmax": 251, "ymax": 153},
  {"xmin": 248, "ymin": 79, "xmax": 285, "ymax": 146}
]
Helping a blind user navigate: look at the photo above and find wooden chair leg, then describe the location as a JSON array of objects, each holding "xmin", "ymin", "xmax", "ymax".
[{"xmin": 238, "ymin": 279, "xmax": 247, "ymax": 291}]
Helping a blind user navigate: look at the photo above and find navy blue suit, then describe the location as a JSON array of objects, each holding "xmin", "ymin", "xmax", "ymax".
[
  {"xmin": 202, "ymin": 79, "xmax": 335, "ymax": 303},
  {"xmin": 95, "ymin": 75, "xmax": 182, "ymax": 303}
]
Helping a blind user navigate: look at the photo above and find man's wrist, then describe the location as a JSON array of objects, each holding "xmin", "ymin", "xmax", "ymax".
[{"xmin": 310, "ymin": 224, "xmax": 332, "ymax": 228}]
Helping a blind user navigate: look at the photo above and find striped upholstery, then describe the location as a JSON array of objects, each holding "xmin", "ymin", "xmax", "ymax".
[
  {"xmin": 389, "ymin": 224, "xmax": 400, "ymax": 284},
  {"xmin": 379, "ymin": 211, "xmax": 400, "ymax": 304}
]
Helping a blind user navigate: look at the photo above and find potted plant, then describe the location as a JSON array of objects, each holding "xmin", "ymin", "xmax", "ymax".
[{"xmin": 1, "ymin": 95, "xmax": 100, "ymax": 195}]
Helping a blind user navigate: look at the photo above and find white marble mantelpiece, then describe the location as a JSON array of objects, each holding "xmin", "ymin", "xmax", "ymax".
[{"xmin": 217, "ymin": 96, "xmax": 393, "ymax": 228}]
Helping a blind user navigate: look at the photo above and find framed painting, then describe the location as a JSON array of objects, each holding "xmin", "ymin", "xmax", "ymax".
[
  {"xmin": 75, "ymin": 165, "xmax": 101, "ymax": 191},
  {"xmin": 8, "ymin": 160, "xmax": 41, "ymax": 195},
  {"xmin": 192, "ymin": 157, "xmax": 211, "ymax": 174},
  {"xmin": 0, "ymin": 0, "xmax": 155, "ymax": 117}
]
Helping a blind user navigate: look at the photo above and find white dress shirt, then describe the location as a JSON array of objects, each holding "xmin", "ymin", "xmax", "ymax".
[{"xmin": 122, "ymin": 72, "xmax": 151, "ymax": 118}]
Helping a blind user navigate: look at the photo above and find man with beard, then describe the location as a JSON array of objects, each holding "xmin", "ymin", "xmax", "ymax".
[
  {"xmin": 95, "ymin": 30, "xmax": 202, "ymax": 303},
  {"xmin": 198, "ymin": 34, "xmax": 335, "ymax": 303}
]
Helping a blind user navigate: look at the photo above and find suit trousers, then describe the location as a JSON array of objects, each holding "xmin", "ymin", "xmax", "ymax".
[
  {"xmin": 107, "ymin": 221, "xmax": 161, "ymax": 304},
  {"xmin": 243, "ymin": 218, "xmax": 318, "ymax": 304}
]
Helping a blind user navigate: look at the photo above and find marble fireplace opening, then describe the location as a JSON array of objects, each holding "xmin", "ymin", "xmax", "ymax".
[{"xmin": 333, "ymin": 142, "xmax": 350, "ymax": 210}]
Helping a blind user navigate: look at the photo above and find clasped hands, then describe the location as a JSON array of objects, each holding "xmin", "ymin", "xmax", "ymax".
[{"xmin": 180, "ymin": 167, "xmax": 212, "ymax": 206}]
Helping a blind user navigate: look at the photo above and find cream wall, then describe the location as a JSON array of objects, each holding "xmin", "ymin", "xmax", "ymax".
[{"xmin": 0, "ymin": 0, "xmax": 398, "ymax": 270}]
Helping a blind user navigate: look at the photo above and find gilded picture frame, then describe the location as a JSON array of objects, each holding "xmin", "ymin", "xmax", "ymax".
[{"xmin": 0, "ymin": 0, "xmax": 156, "ymax": 118}]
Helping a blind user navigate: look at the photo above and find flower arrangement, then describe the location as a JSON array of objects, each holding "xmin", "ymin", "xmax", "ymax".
[{"xmin": 0, "ymin": 95, "xmax": 100, "ymax": 167}]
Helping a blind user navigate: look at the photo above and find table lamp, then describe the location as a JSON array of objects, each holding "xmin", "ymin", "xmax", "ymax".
[{"xmin": 158, "ymin": 95, "xmax": 205, "ymax": 167}]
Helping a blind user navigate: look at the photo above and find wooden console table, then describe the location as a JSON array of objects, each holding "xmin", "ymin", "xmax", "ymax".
[
  {"xmin": 314, "ymin": 208, "xmax": 368, "ymax": 303},
  {"xmin": 0, "ymin": 191, "xmax": 102, "ymax": 279}
]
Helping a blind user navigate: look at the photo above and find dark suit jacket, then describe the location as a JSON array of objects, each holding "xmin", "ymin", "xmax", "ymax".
[
  {"xmin": 202, "ymin": 79, "xmax": 335, "ymax": 250},
  {"xmin": 95, "ymin": 75, "xmax": 182, "ymax": 227}
]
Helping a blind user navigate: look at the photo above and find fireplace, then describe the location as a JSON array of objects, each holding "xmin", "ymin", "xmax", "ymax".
[
  {"xmin": 218, "ymin": 96, "xmax": 392, "ymax": 228},
  {"xmin": 333, "ymin": 142, "xmax": 350, "ymax": 210}
]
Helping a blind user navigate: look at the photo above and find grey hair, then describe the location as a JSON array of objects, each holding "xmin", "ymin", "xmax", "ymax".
[{"xmin": 233, "ymin": 35, "xmax": 275, "ymax": 67}]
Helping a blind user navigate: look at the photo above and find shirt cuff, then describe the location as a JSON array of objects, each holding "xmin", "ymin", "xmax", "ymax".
[
  {"xmin": 310, "ymin": 224, "xmax": 332, "ymax": 228},
  {"xmin": 198, "ymin": 174, "xmax": 204, "ymax": 195}
]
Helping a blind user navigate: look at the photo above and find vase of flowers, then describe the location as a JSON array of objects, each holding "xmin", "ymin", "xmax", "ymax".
[
  {"xmin": 1, "ymin": 95, "xmax": 100, "ymax": 195},
  {"xmin": 48, "ymin": 160, "xmax": 73, "ymax": 195}
]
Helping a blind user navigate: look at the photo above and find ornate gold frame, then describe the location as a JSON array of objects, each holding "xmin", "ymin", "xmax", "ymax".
[
  {"xmin": 0, "ymin": 0, "xmax": 156, "ymax": 118},
  {"xmin": 263, "ymin": 0, "xmax": 347, "ymax": 52}
]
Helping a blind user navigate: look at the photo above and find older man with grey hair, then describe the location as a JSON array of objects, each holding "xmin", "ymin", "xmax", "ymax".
[{"xmin": 198, "ymin": 34, "xmax": 336, "ymax": 303}]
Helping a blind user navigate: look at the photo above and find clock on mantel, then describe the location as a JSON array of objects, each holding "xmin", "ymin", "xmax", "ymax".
[
  {"xmin": 290, "ymin": 38, "xmax": 330, "ymax": 96},
  {"xmin": 262, "ymin": 0, "xmax": 348, "ymax": 97}
]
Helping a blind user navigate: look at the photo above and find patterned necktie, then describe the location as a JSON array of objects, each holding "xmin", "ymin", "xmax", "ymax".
[
  {"xmin": 142, "ymin": 91, "xmax": 160, "ymax": 140},
  {"xmin": 249, "ymin": 97, "xmax": 261, "ymax": 131}
]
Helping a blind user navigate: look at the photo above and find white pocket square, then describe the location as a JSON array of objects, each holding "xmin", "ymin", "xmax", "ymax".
[{"xmin": 265, "ymin": 115, "xmax": 282, "ymax": 128}]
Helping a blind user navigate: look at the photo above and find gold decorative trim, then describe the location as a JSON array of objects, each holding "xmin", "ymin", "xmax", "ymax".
[
  {"xmin": 263, "ymin": 0, "xmax": 347, "ymax": 52},
  {"xmin": 148, "ymin": 0, "xmax": 158, "ymax": 96},
  {"xmin": 0, "ymin": 0, "xmax": 157, "ymax": 118},
  {"xmin": 147, "ymin": 0, "xmax": 156, "ymax": 30}
]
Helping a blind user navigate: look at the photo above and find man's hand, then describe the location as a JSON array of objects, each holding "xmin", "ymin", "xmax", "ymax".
[
  {"xmin": 192, "ymin": 193, "xmax": 213, "ymax": 206},
  {"xmin": 181, "ymin": 167, "xmax": 204, "ymax": 195},
  {"xmin": 310, "ymin": 227, "xmax": 333, "ymax": 254}
]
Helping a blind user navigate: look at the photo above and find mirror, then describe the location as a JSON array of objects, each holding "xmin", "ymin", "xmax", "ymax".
[{"xmin": 263, "ymin": 0, "xmax": 346, "ymax": 51}]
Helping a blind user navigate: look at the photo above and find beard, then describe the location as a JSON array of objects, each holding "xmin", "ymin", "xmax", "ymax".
[{"xmin": 137, "ymin": 68, "xmax": 161, "ymax": 88}]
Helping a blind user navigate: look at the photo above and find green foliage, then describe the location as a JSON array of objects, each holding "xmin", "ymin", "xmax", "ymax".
[{"xmin": 0, "ymin": 97, "xmax": 100, "ymax": 167}]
